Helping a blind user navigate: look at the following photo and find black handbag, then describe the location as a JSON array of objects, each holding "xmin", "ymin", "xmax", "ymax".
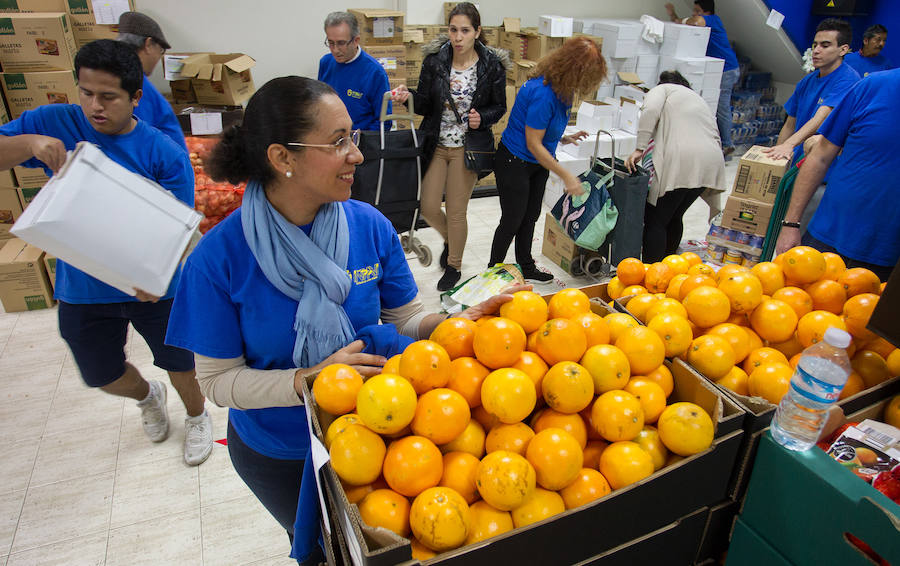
[{"xmin": 444, "ymin": 88, "xmax": 495, "ymax": 180}]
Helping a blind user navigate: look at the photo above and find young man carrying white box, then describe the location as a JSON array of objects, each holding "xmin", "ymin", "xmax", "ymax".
[{"xmin": 0, "ymin": 39, "xmax": 212, "ymax": 466}]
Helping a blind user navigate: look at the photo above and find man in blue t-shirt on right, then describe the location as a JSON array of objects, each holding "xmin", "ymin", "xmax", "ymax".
[
  {"xmin": 844, "ymin": 24, "xmax": 894, "ymax": 77},
  {"xmin": 317, "ymin": 11, "xmax": 391, "ymax": 131}
]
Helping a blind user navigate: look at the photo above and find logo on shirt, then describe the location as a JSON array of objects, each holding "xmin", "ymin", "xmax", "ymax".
[
  {"xmin": 346, "ymin": 88, "xmax": 363, "ymax": 99},
  {"xmin": 817, "ymin": 97, "xmax": 824, "ymax": 105},
  {"xmin": 351, "ymin": 264, "xmax": 380, "ymax": 285}
]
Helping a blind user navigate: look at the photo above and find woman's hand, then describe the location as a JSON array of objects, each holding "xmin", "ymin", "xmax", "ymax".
[
  {"xmin": 390, "ymin": 85, "xmax": 410, "ymax": 103},
  {"xmin": 564, "ymin": 172, "xmax": 586, "ymax": 196},
  {"xmin": 311, "ymin": 340, "xmax": 387, "ymax": 379},
  {"xmin": 457, "ymin": 283, "xmax": 533, "ymax": 321},
  {"xmin": 624, "ymin": 149, "xmax": 644, "ymax": 173},
  {"xmin": 560, "ymin": 130, "xmax": 589, "ymax": 145},
  {"xmin": 468, "ymin": 109, "xmax": 481, "ymax": 129}
]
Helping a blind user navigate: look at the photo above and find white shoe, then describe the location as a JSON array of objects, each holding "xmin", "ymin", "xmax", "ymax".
[
  {"xmin": 184, "ymin": 410, "xmax": 213, "ymax": 466},
  {"xmin": 137, "ymin": 380, "xmax": 169, "ymax": 442}
]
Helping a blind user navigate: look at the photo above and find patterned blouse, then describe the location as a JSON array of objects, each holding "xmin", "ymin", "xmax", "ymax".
[{"xmin": 439, "ymin": 62, "xmax": 478, "ymax": 147}]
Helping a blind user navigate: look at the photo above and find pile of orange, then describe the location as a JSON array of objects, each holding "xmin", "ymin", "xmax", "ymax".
[
  {"xmin": 312, "ymin": 286, "xmax": 716, "ymax": 558},
  {"xmin": 607, "ymin": 248, "xmax": 898, "ymax": 406}
]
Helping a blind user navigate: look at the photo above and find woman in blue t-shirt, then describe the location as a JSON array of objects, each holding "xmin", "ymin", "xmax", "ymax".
[
  {"xmin": 488, "ymin": 37, "xmax": 607, "ymax": 282},
  {"xmin": 164, "ymin": 76, "xmax": 520, "ymax": 563}
]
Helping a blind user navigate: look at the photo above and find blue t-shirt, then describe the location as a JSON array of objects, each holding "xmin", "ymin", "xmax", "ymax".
[
  {"xmin": 808, "ymin": 70, "xmax": 900, "ymax": 267},
  {"xmin": 165, "ymin": 200, "xmax": 419, "ymax": 459},
  {"xmin": 318, "ymin": 49, "xmax": 392, "ymax": 131},
  {"xmin": 784, "ymin": 62, "xmax": 860, "ymax": 162},
  {"xmin": 136, "ymin": 76, "xmax": 186, "ymax": 151},
  {"xmin": 0, "ymin": 104, "xmax": 194, "ymax": 304},
  {"xmin": 501, "ymin": 77, "xmax": 570, "ymax": 164},
  {"xmin": 703, "ymin": 15, "xmax": 739, "ymax": 71},
  {"xmin": 843, "ymin": 51, "xmax": 895, "ymax": 78}
]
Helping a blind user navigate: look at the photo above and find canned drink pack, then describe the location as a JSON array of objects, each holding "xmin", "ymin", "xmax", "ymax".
[
  {"xmin": 708, "ymin": 245, "xmax": 726, "ymax": 262},
  {"xmin": 749, "ymin": 235, "xmax": 764, "ymax": 250},
  {"xmin": 736, "ymin": 231, "xmax": 752, "ymax": 245},
  {"xmin": 708, "ymin": 224, "xmax": 723, "ymax": 239},
  {"xmin": 724, "ymin": 249, "xmax": 743, "ymax": 264},
  {"xmin": 742, "ymin": 252, "xmax": 761, "ymax": 268},
  {"xmin": 722, "ymin": 229, "xmax": 739, "ymax": 242}
]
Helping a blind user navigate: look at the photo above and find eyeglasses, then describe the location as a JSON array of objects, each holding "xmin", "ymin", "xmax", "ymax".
[
  {"xmin": 325, "ymin": 38, "xmax": 355, "ymax": 49},
  {"xmin": 286, "ymin": 130, "xmax": 361, "ymax": 153}
]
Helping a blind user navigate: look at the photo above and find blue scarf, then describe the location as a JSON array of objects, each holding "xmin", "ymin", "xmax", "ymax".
[{"xmin": 241, "ymin": 180, "xmax": 355, "ymax": 368}]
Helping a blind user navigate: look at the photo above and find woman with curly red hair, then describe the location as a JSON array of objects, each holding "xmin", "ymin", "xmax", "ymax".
[{"xmin": 488, "ymin": 37, "xmax": 607, "ymax": 281}]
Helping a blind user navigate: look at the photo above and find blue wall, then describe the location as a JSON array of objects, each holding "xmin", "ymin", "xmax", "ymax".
[{"xmin": 764, "ymin": 0, "xmax": 898, "ymax": 64}]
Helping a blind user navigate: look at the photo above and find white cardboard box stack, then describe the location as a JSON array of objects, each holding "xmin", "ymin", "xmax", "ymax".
[
  {"xmin": 538, "ymin": 15, "xmax": 574, "ymax": 37},
  {"xmin": 660, "ymin": 22, "xmax": 710, "ymax": 57}
]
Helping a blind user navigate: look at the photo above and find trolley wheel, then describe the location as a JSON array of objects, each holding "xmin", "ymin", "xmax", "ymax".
[
  {"xmin": 570, "ymin": 255, "xmax": 586, "ymax": 277},
  {"xmin": 400, "ymin": 234, "xmax": 411, "ymax": 253},
  {"xmin": 584, "ymin": 256, "xmax": 609, "ymax": 277},
  {"xmin": 416, "ymin": 245, "xmax": 432, "ymax": 267}
]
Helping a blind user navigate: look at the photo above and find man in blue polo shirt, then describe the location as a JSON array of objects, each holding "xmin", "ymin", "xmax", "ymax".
[
  {"xmin": 116, "ymin": 11, "xmax": 186, "ymax": 150},
  {"xmin": 844, "ymin": 24, "xmax": 894, "ymax": 78},
  {"xmin": 765, "ymin": 19, "xmax": 860, "ymax": 164},
  {"xmin": 665, "ymin": 0, "xmax": 740, "ymax": 157},
  {"xmin": 317, "ymin": 11, "xmax": 391, "ymax": 131},
  {"xmin": 0, "ymin": 40, "xmax": 212, "ymax": 466},
  {"xmin": 775, "ymin": 69, "xmax": 899, "ymax": 282}
]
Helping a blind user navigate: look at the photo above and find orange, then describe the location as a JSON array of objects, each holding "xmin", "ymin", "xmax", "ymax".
[
  {"xmin": 743, "ymin": 347, "xmax": 789, "ymax": 374},
  {"xmin": 382, "ymin": 354, "xmax": 401, "ymax": 375},
  {"xmin": 679, "ymin": 274, "xmax": 718, "ymax": 301},
  {"xmin": 399, "ymin": 340, "xmax": 452, "ymax": 394},
  {"xmin": 744, "ymin": 328, "xmax": 764, "ymax": 352},
  {"xmin": 634, "ymin": 426, "xmax": 669, "ymax": 471},
  {"xmin": 330, "ymin": 424, "xmax": 386, "ymax": 486},
  {"xmin": 839, "ymin": 372, "xmax": 865, "ymax": 400},
  {"xmin": 666, "ymin": 273, "xmax": 690, "ymax": 299},
  {"xmin": 607, "ymin": 276, "xmax": 625, "ymax": 300},
  {"xmin": 864, "ymin": 336, "xmax": 897, "ymax": 360},
  {"xmin": 342, "ymin": 480, "xmax": 377, "ymax": 504},
  {"xmin": 541, "ymin": 361, "xmax": 595, "ymax": 414},
  {"xmin": 526, "ymin": 329, "xmax": 540, "ymax": 353},
  {"xmin": 511, "ymin": 488, "xmax": 565, "ymax": 528},
  {"xmin": 687, "ymin": 263, "xmax": 716, "ymax": 277},
  {"xmin": 624, "ymin": 378, "xmax": 667, "ymax": 424},
  {"xmin": 706, "ymin": 323, "xmax": 751, "ymax": 363},
  {"xmin": 412, "ymin": 388, "xmax": 471, "ymax": 445},
  {"xmin": 359, "ymin": 489, "xmax": 411, "ymax": 536},
  {"xmin": 626, "ymin": 293, "xmax": 661, "ymax": 323},
  {"xmin": 681, "ymin": 251, "xmax": 703, "ymax": 266},
  {"xmin": 716, "ymin": 263, "xmax": 750, "ymax": 283},
  {"xmin": 439, "ymin": 451, "xmax": 482, "ymax": 504},
  {"xmin": 532, "ymin": 409, "xmax": 589, "ymax": 448},
  {"xmin": 499, "ymin": 290, "xmax": 549, "ymax": 334},
  {"xmin": 383, "ymin": 435, "xmax": 444, "ymax": 497},
  {"xmin": 621, "ymin": 284, "xmax": 649, "ymax": 297},
  {"xmin": 687, "ymin": 335, "xmax": 736, "ymax": 380},
  {"xmin": 838, "ymin": 267, "xmax": 882, "ymax": 298},
  {"xmin": 657, "ymin": 402, "xmax": 715, "ymax": 456},
  {"xmin": 883, "ymin": 395, "xmax": 900, "ymax": 429},
  {"xmin": 582, "ymin": 439, "xmax": 609, "ymax": 469},
  {"xmin": 805, "ymin": 279, "xmax": 847, "ymax": 314},
  {"xmin": 683, "ymin": 286, "xmax": 731, "ymax": 328},
  {"xmin": 312, "ymin": 363, "xmax": 364, "ymax": 416},
  {"xmin": 465, "ymin": 501, "xmax": 514, "ymax": 545},
  {"xmin": 749, "ymin": 299, "xmax": 798, "ymax": 343},
  {"xmin": 751, "ymin": 262, "xmax": 786, "ymax": 295},
  {"xmin": 842, "ymin": 293, "xmax": 879, "ymax": 343},
  {"xmin": 887, "ymin": 349, "xmax": 900, "ymax": 377},
  {"xmin": 821, "ymin": 252, "xmax": 846, "ymax": 281},
  {"xmin": 604, "ymin": 312, "xmax": 639, "ymax": 343},
  {"xmin": 410, "ymin": 487, "xmax": 471, "ymax": 552},
  {"xmin": 616, "ymin": 257, "xmax": 646, "ymax": 286},
  {"xmin": 356, "ymin": 374, "xmax": 417, "ymax": 435},
  {"xmin": 771, "ymin": 286, "xmax": 814, "ymax": 319},
  {"xmin": 718, "ymin": 272, "xmax": 764, "ymax": 314},
  {"xmin": 645, "ymin": 262, "xmax": 675, "ymax": 293},
  {"xmin": 796, "ymin": 310, "xmax": 847, "ymax": 348},
  {"xmin": 485, "ymin": 422, "xmax": 535, "ymax": 455},
  {"xmin": 511, "ymin": 351, "xmax": 550, "ymax": 397},
  {"xmin": 646, "ymin": 313, "xmax": 693, "ymax": 358},
  {"xmin": 781, "ymin": 246, "xmax": 826, "ymax": 284},
  {"xmin": 852, "ymin": 350, "xmax": 891, "ymax": 388},
  {"xmin": 324, "ymin": 413, "xmax": 362, "ymax": 449},
  {"xmin": 724, "ymin": 311, "xmax": 750, "ymax": 327},
  {"xmin": 615, "ymin": 326, "xmax": 666, "ymax": 375},
  {"xmin": 548, "ymin": 287, "xmax": 591, "ymax": 319},
  {"xmin": 473, "ymin": 317, "xmax": 527, "ymax": 369},
  {"xmin": 410, "ymin": 537, "xmax": 437, "ymax": 561},
  {"xmin": 440, "ymin": 419, "xmax": 486, "ymax": 458},
  {"xmin": 789, "ymin": 353, "xmax": 803, "ymax": 369},
  {"xmin": 535, "ymin": 318, "xmax": 588, "ymax": 365},
  {"xmin": 662, "ymin": 254, "xmax": 691, "ymax": 275},
  {"xmin": 591, "ymin": 390, "xmax": 645, "ymax": 442},
  {"xmin": 570, "ymin": 311, "xmax": 610, "ymax": 348},
  {"xmin": 525, "ymin": 428, "xmax": 584, "ymax": 490},
  {"xmin": 447, "ymin": 356, "xmax": 491, "ymax": 408},
  {"xmin": 768, "ymin": 333, "xmax": 804, "ymax": 360},
  {"xmin": 646, "ymin": 297, "xmax": 689, "ymax": 321},
  {"xmin": 579, "ymin": 343, "xmax": 631, "ymax": 395},
  {"xmin": 472, "ymin": 405, "xmax": 500, "ymax": 431},
  {"xmin": 429, "ymin": 317, "xmax": 479, "ymax": 360},
  {"xmin": 480, "ymin": 368, "xmax": 537, "ymax": 424},
  {"xmin": 476, "ymin": 450, "xmax": 536, "ymax": 511},
  {"xmin": 716, "ymin": 366, "xmax": 749, "ymax": 396},
  {"xmin": 559, "ymin": 468, "xmax": 612, "ymax": 509},
  {"xmin": 747, "ymin": 362, "xmax": 793, "ymax": 404},
  {"xmin": 643, "ymin": 364, "xmax": 675, "ymax": 397},
  {"xmin": 598, "ymin": 441, "xmax": 654, "ymax": 489}
]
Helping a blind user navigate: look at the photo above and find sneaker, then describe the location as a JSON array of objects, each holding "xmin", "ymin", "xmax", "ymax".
[
  {"xmin": 437, "ymin": 266, "xmax": 461, "ymax": 291},
  {"xmin": 520, "ymin": 264, "xmax": 554, "ymax": 283},
  {"xmin": 136, "ymin": 380, "xmax": 169, "ymax": 442},
  {"xmin": 439, "ymin": 243, "xmax": 449, "ymax": 270},
  {"xmin": 184, "ymin": 410, "xmax": 213, "ymax": 466}
]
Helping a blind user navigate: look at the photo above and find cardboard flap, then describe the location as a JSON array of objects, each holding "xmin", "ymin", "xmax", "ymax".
[
  {"xmin": 194, "ymin": 63, "xmax": 212, "ymax": 81},
  {"xmin": 0, "ymin": 238, "xmax": 26, "ymax": 264},
  {"xmin": 503, "ymin": 17, "xmax": 521, "ymax": 32},
  {"xmin": 177, "ymin": 54, "xmax": 208, "ymax": 78},
  {"xmin": 223, "ymin": 54, "xmax": 255, "ymax": 73},
  {"xmin": 403, "ymin": 29, "xmax": 424, "ymax": 43},
  {"xmin": 211, "ymin": 63, "xmax": 222, "ymax": 82},
  {"xmin": 617, "ymin": 72, "xmax": 644, "ymax": 85},
  {"xmin": 355, "ymin": 8, "xmax": 403, "ymax": 17}
]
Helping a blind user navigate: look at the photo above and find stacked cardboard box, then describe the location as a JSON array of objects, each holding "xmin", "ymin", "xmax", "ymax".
[
  {"xmin": 164, "ymin": 52, "xmax": 257, "ymax": 106},
  {"xmin": 717, "ymin": 146, "xmax": 789, "ymax": 244},
  {"xmin": 659, "ymin": 54, "xmax": 723, "ymax": 114}
]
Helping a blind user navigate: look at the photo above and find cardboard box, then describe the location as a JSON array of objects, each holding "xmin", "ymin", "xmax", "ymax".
[
  {"xmin": 402, "ymin": 27, "xmax": 425, "ymax": 66},
  {"xmin": 0, "ymin": 88, "xmax": 9, "ymax": 124},
  {"xmin": 0, "ymin": 0, "xmax": 67, "ymax": 11},
  {"xmin": 542, "ymin": 211, "xmax": 579, "ymax": 274},
  {"xmin": 480, "ymin": 25, "xmax": 498, "ymax": 46},
  {"xmin": 365, "ymin": 44, "xmax": 405, "ymax": 80},
  {"xmin": 175, "ymin": 52, "xmax": 256, "ymax": 106},
  {"xmin": 170, "ymin": 104, "xmax": 244, "ymax": 136},
  {"xmin": 68, "ymin": 12, "xmax": 115, "ymax": 46},
  {"xmin": 348, "ymin": 9, "xmax": 404, "ymax": 46},
  {"xmin": 524, "ymin": 32, "xmax": 563, "ymax": 61},
  {"xmin": 0, "ymin": 186, "xmax": 24, "ymax": 241},
  {"xmin": 726, "ymin": 517, "xmax": 793, "ymax": 566},
  {"xmin": 43, "ymin": 252, "xmax": 54, "ymax": 289},
  {"xmin": 13, "ymin": 166, "xmax": 48, "ymax": 189},
  {"xmin": 720, "ymin": 196, "xmax": 773, "ymax": 237},
  {"xmin": 538, "ymin": 15, "xmax": 573, "ymax": 37},
  {"xmin": 575, "ymin": 99, "xmax": 618, "ymax": 132},
  {"xmin": 506, "ymin": 59, "xmax": 535, "ymax": 88},
  {"xmin": 0, "ymin": 13, "xmax": 78, "ymax": 72},
  {"xmin": 660, "ymin": 22, "xmax": 710, "ymax": 58},
  {"xmin": 731, "ymin": 145, "xmax": 789, "ymax": 204},
  {"xmin": 0, "ymin": 237, "xmax": 53, "ymax": 311},
  {"xmin": 501, "ymin": 29, "xmax": 528, "ymax": 60},
  {"xmin": 1, "ymin": 70, "xmax": 78, "ymax": 118},
  {"xmin": 590, "ymin": 19, "xmax": 642, "ymax": 58}
]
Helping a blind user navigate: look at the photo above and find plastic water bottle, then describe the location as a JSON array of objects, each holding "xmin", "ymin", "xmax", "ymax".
[{"xmin": 771, "ymin": 328, "xmax": 852, "ymax": 451}]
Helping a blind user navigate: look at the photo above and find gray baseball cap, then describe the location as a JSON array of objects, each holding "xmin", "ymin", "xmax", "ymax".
[{"xmin": 118, "ymin": 11, "xmax": 171, "ymax": 50}]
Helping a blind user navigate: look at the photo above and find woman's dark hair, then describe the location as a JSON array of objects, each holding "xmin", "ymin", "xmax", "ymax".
[
  {"xmin": 658, "ymin": 70, "xmax": 692, "ymax": 89},
  {"xmin": 448, "ymin": 2, "xmax": 485, "ymax": 45},
  {"xmin": 74, "ymin": 39, "xmax": 143, "ymax": 98},
  {"xmin": 206, "ymin": 76, "xmax": 336, "ymax": 185}
]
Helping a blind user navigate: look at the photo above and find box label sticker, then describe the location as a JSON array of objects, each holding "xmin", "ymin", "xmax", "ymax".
[
  {"xmin": 373, "ymin": 16, "xmax": 394, "ymax": 38},
  {"xmin": 0, "ymin": 1, "xmax": 20, "ymax": 12},
  {"xmin": 24, "ymin": 295, "xmax": 48, "ymax": 310},
  {"xmin": 67, "ymin": 0, "xmax": 90, "ymax": 14},
  {"xmin": 3, "ymin": 73, "xmax": 26, "ymax": 90},
  {"xmin": 0, "ymin": 17, "xmax": 14, "ymax": 35},
  {"xmin": 189, "ymin": 113, "xmax": 223, "ymax": 136},
  {"xmin": 92, "ymin": 0, "xmax": 130, "ymax": 25},
  {"xmin": 377, "ymin": 56, "xmax": 397, "ymax": 70}
]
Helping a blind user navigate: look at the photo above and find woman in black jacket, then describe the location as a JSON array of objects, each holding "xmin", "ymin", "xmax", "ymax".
[{"xmin": 392, "ymin": 2, "xmax": 508, "ymax": 291}]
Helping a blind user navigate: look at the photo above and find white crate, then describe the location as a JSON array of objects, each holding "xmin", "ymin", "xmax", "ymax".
[
  {"xmin": 661, "ymin": 22, "xmax": 710, "ymax": 58},
  {"xmin": 560, "ymin": 127, "xmax": 637, "ymax": 159},
  {"xmin": 614, "ymin": 84, "xmax": 647, "ymax": 105},
  {"xmin": 576, "ymin": 100, "xmax": 619, "ymax": 132},
  {"xmin": 703, "ymin": 71, "xmax": 724, "ymax": 90},
  {"xmin": 592, "ymin": 19, "xmax": 643, "ymax": 58},
  {"xmin": 539, "ymin": 15, "xmax": 574, "ymax": 37}
]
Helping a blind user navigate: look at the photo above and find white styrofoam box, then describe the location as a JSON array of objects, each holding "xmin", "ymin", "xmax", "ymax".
[
  {"xmin": 592, "ymin": 19, "xmax": 642, "ymax": 40},
  {"xmin": 707, "ymin": 100, "xmax": 717, "ymax": 116},
  {"xmin": 701, "ymin": 88, "xmax": 721, "ymax": 103},
  {"xmin": 637, "ymin": 54, "xmax": 660, "ymax": 68},
  {"xmin": 560, "ymin": 126, "xmax": 637, "ymax": 159},
  {"xmin": 544, "ymin": 175, "xmax": 565, "ymax": 209},
  {"xmin": 592, "ymin": 19, "xmax": 643, "ymax": 58},
  {"xmin": 539, "ymin": 15, "xmax": 574, "ymax": 37},
  {"xmin": 11, "ymin": 142, "xmax": 202, "ymax": 297},
  {"xmin": 660, "ymin": 22, "xmax": 710, "ymax": 58},
  {"xmin": 703, "ymin": 56, "xmax": 725, "ymax": 74},
  {"xmin": 596, "ymin": 84, "xmax": 616, "ymax": 99},
  {"xmin": 660, "ymin": 55, "xmax": 706, "ymax": 75},
  {"xmin": 576, "ymin": 100, "xmax": 619, "ymax": 133},
  {"xmin": 554, "ymin": 149, "xmax": 591, "ymax": 176},
  {"xmin": 703, "ymin": 71, "xmax": 723, "ymax": 90},
  {"xmin": 614, "ymin": 84, "xmax": 647, "ymax": 105},
  {"xmin": 634, "ymin": 37, "xmax": 661, "ymax": 55},
  {"xmin": 605, "ymin": 56, "xmax": 638, "ymax": 82}
]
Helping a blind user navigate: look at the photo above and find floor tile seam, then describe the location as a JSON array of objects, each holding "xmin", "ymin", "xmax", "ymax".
[
  {"xmin": 3, "ymin": 489, "xmax": 27, "ymax": 560},
  {"xmin": 106, "ymin": 505, "xmax": 199, "ymax": 534},
  {"xmin": 103, "ymin": 399, "xmax": 125, "ymax": 566},
  {"xmin": 0, "ymin": 314, "xmax": 22, "ymax": 357},
  {"xmin": 7, "ymin": 521, "xmax": 109, "ymax": 557}
]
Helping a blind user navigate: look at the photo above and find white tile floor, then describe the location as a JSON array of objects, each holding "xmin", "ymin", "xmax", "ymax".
[{"xmin": 0, "ymin": 161, "xmax": 738, "ymax": 565}]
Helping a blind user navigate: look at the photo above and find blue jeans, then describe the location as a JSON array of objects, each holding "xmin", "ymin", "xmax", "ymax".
[{"xmin": 717, "ymin": 68, "xmax": 741, "ymax": 148}]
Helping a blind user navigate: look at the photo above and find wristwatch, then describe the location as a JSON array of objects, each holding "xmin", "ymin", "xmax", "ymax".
[{"xmin": 781, "ymin": 221, "xmax": 801, "ymax": 229}]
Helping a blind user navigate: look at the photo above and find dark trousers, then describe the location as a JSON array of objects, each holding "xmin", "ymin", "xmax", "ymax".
[
  {"xmin": 801, "ymin": 232, "xmax": 895, "ymax": 282},
  {"xmin": 489, "ymin": 142, "xmax": 550, "ymax": 267},
  {"xmin": 642, "ymin": 187, "xmax": 705, "ymax": 263}
]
